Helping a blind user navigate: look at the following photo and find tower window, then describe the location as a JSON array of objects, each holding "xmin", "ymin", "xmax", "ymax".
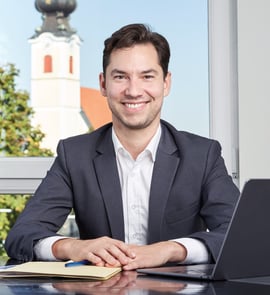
[
  {"xmin": 44, "ymin": 55, "xmax": 52, "ymax": 73},
  {"xmin": 69, "ymin": 56, "xmax": 73, "ymax": 74}
]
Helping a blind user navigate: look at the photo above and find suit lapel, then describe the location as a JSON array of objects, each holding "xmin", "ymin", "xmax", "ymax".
[
  {"xmin": 148, "ymin": 126, "xmax": 180, "ymax": 243},
  {"xmin": 92, "ymin": 122, "xmax": 180, "ymax": 244},
  {"xmin": 93, "ymin": 128, "xmax": 125, "ymax": 241}
]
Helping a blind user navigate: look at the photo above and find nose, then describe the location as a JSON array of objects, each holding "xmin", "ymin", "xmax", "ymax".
[{"xmin": 124, "ymin": 78, "xmax": 143, "ymax": 97}]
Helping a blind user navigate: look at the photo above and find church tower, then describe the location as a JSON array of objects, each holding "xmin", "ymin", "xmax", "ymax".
[{"xmin": 30, "ymin": 0, "xmax": 87, "ymax": 153}]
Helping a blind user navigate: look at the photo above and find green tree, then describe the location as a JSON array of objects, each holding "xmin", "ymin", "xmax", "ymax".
[{"xmin": 0, "ymin": 63, "xmax": 53, "ymax": 256}]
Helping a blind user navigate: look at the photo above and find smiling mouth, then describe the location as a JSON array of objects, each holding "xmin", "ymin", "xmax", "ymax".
[{"xmin": 125, "ymin": 103, "xmax": 146, "ymax": 109}]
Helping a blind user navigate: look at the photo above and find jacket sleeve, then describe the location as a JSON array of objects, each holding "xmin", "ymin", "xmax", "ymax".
[
  {"xmin": 187, "ymin": 140, "xmax": 240, "ymax": 261},
  {"xmin": 5, "ymin": 140, "xmax": 73, "ymax": 261}
]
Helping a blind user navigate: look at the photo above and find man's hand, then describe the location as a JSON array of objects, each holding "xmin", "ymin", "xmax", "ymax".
[
  {"xmin": 52, "ymin": 236, "xmax": 136, "ymax": 267},
  {"xmin": 122, "ymin": 241, "xmax": 187, "ymax": 270},
  {"xmin": 52, "ymin": 238, "xmax": 186, "ymax": 270}
]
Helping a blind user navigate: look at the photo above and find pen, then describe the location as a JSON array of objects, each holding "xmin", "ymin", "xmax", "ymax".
[{"xmin": 65, "ymin": 260, "xmax": 91, "ymax": 267}]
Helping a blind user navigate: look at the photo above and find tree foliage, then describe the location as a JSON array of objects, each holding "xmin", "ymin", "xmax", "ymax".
[
  {"xmin": 0, "ymin": 63, "xmax": 53, "ymax": 256},
  {"xmin": 0, "ymin": 63, "xmax": 52, "ymax": 156}
]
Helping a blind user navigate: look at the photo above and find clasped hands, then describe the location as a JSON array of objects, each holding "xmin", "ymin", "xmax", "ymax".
[{"xmin": 52, "ymin": 236, "xmax": 187, "ymax": 270}]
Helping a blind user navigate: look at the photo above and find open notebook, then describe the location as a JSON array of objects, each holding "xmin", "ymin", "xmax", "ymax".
[
  {"xmin": 138, "ymin": 179, "xmax": 270, "ymax": 280},
  {"xmin": 0, "ymin": 261, "xmax": 121, "ymax": 280}
]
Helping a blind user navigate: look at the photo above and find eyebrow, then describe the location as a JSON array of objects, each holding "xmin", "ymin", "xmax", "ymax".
[
  {"xmin": 110, "ymin": 68, "xmax": 159, "ymax": 76},
  {"xmin": 110, "ymin": 69, "xmax": 126, "ymax": 76}
]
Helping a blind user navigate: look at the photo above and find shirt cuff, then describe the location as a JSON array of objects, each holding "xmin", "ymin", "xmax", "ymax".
[
  {"xmin": 172, "ymin": 237, "xmax": 210, "ymax": 264},
  {"xmin": 34, "ymin": 236, "xmax": 68, "ymax": 261}
]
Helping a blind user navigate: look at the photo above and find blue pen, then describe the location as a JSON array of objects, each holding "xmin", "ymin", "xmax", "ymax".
[{"xmin": 65, "ymin": 260, "xmax": 90, "ymax": 267}]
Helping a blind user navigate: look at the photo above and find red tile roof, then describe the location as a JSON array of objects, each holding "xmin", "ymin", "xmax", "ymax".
[{"xmin": 81, "ymin": 87, "xmax": 112, "ymax": 129}]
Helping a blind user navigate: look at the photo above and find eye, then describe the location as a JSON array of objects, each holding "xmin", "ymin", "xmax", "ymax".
[
  {"xmin": 113, "ymin": 74, "xmax": 127, "ymax": 80},
  {"xmin": 144, "ymin": 75, "xmax": 154, "ymax": 80}
]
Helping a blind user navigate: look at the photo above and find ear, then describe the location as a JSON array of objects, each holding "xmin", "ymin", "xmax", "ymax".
[
  {"xmin": 163, "ymin": 72, "xmax": 171, "ymax": 97},
  {"xmin": 99, "ymin": 73, "xmax": 107, "ymax": 96}
]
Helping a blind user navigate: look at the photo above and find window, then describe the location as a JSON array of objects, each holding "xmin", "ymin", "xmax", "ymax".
[
  {"xmin": 44, "ymin": 55, "xmax": 52, "ymax": 73},
  {"xmin": 69, "ymin": 56, "xmax": 73, "ymax": 74},
  {"xmin": 1, "ymin": 0, "xmax": 224, "ymax": 186},
  {"xmin": 1, "ymin": 0, "xmax": 241, "ymax": 244},
  {"xmin": 2, "ymin": 1, "xmax": 241, "ymax": 237},
  {"xmin": 1, "ymin": 1, "xmax": 210, "ymax": 154}
]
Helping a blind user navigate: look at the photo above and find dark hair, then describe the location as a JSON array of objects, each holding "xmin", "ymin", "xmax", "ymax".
[{"xmin": 102, "ymin": 23, "xmax": 170, "ymax": 79}]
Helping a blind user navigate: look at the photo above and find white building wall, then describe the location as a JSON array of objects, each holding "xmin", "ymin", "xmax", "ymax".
[{"xmin": 29, "ymin": 33, "xmax": 87, "ymax": 153}]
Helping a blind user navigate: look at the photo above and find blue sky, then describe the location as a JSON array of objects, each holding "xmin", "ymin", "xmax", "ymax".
[{"xmin": 0, "ymin": 0, "xmax": 209, "ymax": 136}]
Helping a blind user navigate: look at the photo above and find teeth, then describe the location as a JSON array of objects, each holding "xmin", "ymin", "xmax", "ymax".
[{"xmin": 126, "ymin": 103, "xmax": 143, "ymax": 109}]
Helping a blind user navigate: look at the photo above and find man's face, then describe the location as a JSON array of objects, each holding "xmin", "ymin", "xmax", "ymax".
[{"xmin": 99, "ymin": 43, "xmax": 171, "ymax": 131}]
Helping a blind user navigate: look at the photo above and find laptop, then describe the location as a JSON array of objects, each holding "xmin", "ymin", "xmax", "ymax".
[{"xmin": 138, "ymin": 179, "xmax": 270, "ymax": 280}]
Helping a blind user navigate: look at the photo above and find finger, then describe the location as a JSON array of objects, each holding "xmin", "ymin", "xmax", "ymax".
[
  {"xmin": 86, "ymin": 251, "xmax": 104, "ymax": 266},
  {"xmin": 114, "ymin": 242, "xmax": 136, "ymax": 260},
  {"xmin": 94, "ymin": 248, "xmax": 123, "ymax": 266},
  {"xmin": 95, "ymin": 242, "xmax": 133, "ymax": 266},
  {"xmin": 122, "ymin": 260, "xmax": 139, "ymax": 271},
  {"xmin": 107, "ymin": 246, "xmax": 134, "ymax": 265}
]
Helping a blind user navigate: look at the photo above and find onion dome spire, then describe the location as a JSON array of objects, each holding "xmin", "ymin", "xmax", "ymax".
[{"xmin": 33, "ymin": 0, "xmax": 77, "ymax": 37}]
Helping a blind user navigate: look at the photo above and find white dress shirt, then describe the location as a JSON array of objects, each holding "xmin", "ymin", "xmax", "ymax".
[{"xmin": 34, "ymin": 125, "xmax": 209, "ymax": 263}]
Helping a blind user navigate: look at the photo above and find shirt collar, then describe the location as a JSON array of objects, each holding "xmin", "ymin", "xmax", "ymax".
[{"xmin": 112, "ymin": 125, "xmax": 161, "ymax": 162}]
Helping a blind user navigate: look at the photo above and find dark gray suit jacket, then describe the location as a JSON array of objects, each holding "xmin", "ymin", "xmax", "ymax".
[{"xmin": 5, "ymin": 120, "xmax": 239, "ymax": 262}]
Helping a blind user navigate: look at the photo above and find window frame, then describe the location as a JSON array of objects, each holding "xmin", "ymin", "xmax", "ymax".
[
  {"xmin": 208, "ymin": 0, "xmax": 239, "ymax": 186},
  {"xmin": 0, "ymin": 157, "xmax": 54, "ymax": 194}
]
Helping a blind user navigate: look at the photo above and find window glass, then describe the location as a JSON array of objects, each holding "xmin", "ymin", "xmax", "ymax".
[{"xmin": 0, "ymin": 0, "xmax": 209, "ymax": 156}]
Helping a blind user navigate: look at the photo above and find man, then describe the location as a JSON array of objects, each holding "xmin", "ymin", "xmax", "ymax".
[{"xmin": 5, "ymin": 24, "xmax": 239, "ymax": 270}]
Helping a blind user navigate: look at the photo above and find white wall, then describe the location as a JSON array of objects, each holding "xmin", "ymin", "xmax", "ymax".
[{"xmin": 237, "ymin": 0, "xmax": 270, "ymax": 188}]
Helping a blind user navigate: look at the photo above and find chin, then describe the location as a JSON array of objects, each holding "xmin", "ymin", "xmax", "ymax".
[{"xmin": 123, "ymin": 121, "xmax": 152, "ymax": 130}]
